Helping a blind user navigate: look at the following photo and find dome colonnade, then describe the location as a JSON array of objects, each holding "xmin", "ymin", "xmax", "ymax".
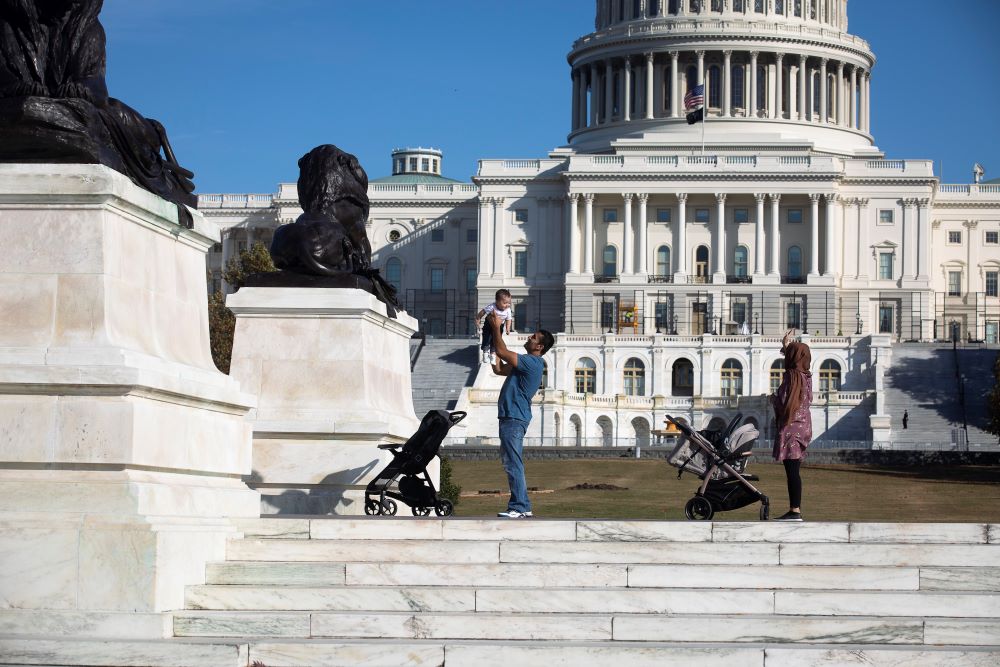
[{"xmin": 570, "ymin": 0, "xmax": 872, "ymax": 138}]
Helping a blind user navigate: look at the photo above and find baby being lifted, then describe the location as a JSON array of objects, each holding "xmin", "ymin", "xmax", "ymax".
[{"xmin": 474, "ymin": 289, "xmax": 513, "ymax": 364}]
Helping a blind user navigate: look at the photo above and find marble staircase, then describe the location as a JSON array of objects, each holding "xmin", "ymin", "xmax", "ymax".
[{"xmin": 3, "ymin": 518, "xmax": 999, "ymax": 666}]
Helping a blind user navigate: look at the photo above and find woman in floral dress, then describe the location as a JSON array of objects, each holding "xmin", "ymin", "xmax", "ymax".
[{"xmin": 770, "ymin": 329, "xmax": 813, "ymax": 521}]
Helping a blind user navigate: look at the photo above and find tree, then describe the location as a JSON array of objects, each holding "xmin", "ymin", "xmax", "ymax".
[
  {"xmin": 437, "ymin": 456, "xmax": 462, "ymax": 506},
  {"xmin": 207, "ymin": 242, "xmax": 276, "ymax": 373},
  {"xmin": 986, "ymin": 352, "xmax": 1000, "ymax": 442}
]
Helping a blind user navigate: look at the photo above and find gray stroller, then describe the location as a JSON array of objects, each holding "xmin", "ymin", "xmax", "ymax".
[{"xmin": 666, "ymin": 413, "xmax": 770, "ymax": 521}]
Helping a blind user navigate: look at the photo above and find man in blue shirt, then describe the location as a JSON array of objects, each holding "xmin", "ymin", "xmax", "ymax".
[{"xmin": 486, "ymin": 311, "xmax": 554, "ymax": 518}]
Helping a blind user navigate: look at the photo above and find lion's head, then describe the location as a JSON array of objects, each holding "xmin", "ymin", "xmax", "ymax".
[{"xmin": 296, "ymin": 144, "xmax": 369, "ymax": 220}]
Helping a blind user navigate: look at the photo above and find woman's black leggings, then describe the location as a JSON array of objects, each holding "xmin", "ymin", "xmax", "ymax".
[{"xmin": 783, "ymin": 459, "xmax": 802, "ymax": 508}]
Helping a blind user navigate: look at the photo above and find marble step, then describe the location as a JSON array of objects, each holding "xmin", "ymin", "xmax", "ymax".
[
  {"xmin": 0, "ymin": 610, "xmax": 170, "ymax": 639},
  {"xmin": 242, "ymin": 641, "xmax": 1000, "ymax": 667},
  {"xmin": 0, "ymin": 637, "xmax": 246, "ymax": 667},
  {"xmin": 173, "ymin": 610, "xmax": 1000, "ymax": 645},
  {"xmin": 233, "ymin": 518, "xmax": 998, "ymax": 545}
]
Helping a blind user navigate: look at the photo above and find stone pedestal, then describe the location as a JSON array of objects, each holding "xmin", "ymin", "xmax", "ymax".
[
  {"xmin": 0, "ymin": 165, "xmax": 258, "ymax": 624},
  {"xmin": 227, "ymin": 287, "xmax": 420, "ymax": 515}
]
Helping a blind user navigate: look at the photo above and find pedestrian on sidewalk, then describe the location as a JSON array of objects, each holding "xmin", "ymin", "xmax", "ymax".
[
  {"xmin": 770, "ymin": 329, "xmax": 813, "ymax": 522},
  {"xmin": 902, "ymin": 410, "xmax": 909, "ymax": 429},
  {"xmin": 488, "ymin": 311, "xmax": 554, "ymax": 519}
]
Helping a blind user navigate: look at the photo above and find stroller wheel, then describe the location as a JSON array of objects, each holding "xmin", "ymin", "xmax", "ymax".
[
  {"xmin": 364, "ymin": 499, "xmax": 379, "ymax": 516},
  {"xmin": 684, "ymin": 496, "xmax": 714, "ymax": 521},
  {"xmin": 380, "ymin": 499, "xmax": 398, "ymax": 516},
  {"xmin": 411, "ymin": 505, "xmax": 432, "ymax": 517},
  {"xmin": 434, "ymin": 499, "xmax": 454, "ymax": 517}
]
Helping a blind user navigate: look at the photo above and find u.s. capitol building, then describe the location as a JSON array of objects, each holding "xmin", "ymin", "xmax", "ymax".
[{"xmin": 198, "ymin": 0, "xmax": 999, "ymax": 447}]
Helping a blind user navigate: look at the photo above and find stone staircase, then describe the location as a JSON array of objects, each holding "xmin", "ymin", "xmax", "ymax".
[
  {"xmin": 957, "ymin": 348, "xmax": 998, "ymax": 445},
  {"xmin": 410, "ymin": 338, "xmax": 480, "ymax": 417},
  {"xmin": 6, "ymin": 518, "xmax": 997, "ymax": 666}
]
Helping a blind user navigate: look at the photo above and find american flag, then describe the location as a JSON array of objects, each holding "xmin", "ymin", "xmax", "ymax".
[{"xmin": 684, "ymin": 84, "xmax": 705, "ymax": 111}]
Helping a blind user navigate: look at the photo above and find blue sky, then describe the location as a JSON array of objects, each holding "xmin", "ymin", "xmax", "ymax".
[{"xmin": 100, "ymin": 0, "xmax": 1000, "ymax": 193}]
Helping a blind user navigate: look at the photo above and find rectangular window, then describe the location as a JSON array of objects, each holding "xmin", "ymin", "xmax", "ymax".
[
  {"xmin": 514, "ymin": 250, "xmax": 527, "ymax": 277},
  {"xmin": 879, "ymin": 305, "xmax": 893, "ymax": 334},
  {"xmin": 987, "ymin": 321, "xmax": 999, "ymax": 345},
  {"xmin": 731, "ymin": 301, "xmax": 747, "ymax": 329},
  {"xmin": 514, "ymin": 302, "xmax": 528, "ymax": 333},
  {"xmin": 878, "ymin": 209, "xmax": 894, "ymax": 225},
  {"xmin": 466, "ymin": 228, "xmax": 477, "ymax": 243},
  {"xmin": 878, "ymin": 252, "xmax": 893, "ymax": 280},
  {"xmin": 734, "ymin": 208, "xmax": 749, "ymax": 224},
  {"xmin": 787, "ymin": 209, "xmax": 802, "ymax": 224},
  {"xmin": 786, "ymin": 302, "xmax": 801, "ymax": 329},
  {"xmin": 514, "ymin": 209, "xmax": 528, "ymax": 223},
  {"xmin": 603, "ymin": 208, "xmax": 618, "ymax": 223},
  {"xmin": 466, "ymin": 267, "xmax": 477, "ymax": 293},
  {"xmin": 431, "ymin": 228, "xmax": 444, "ymax": 242},
  {"xmin": 656, "ymin": 208, "xmax": 671, "ymax": 223},
  {"xmin": 432, "ymin": 159, "xmax": 439, "ymax": 173},
  {"xmin": 421, "ymin": 158, "xmax": 429, "ymax": 171},
  {"xmin": 948, "ymin": 271, "xmax": 962, "ymax": 296},
  {"xmin": 600, "ymin": 301, "xmax": 616, "ymax": 330},
  {"xmin": 654, "ymin": 302, "xmax": 670, "ymax": 330},
  {"xmin": 695, "ymin": 208, "xmax": 710, "ymax": 223},
  {"xmin": 986, "ymin": 271, "xmax": 998, "ymax": 297},
  {"xmin": 408, "ymin": 157, "xmax": 417, "ymax": 171},
  {"xmin": 948, "ymin": 230, "xmax": 962, "ymax": 244},
  {"xmin": 986, "ymin": 231, "xmax": 999, "ymax": 245},
  {"xmin": 430, "ymin": 267, "xmax": 444, "ymax": 293}
]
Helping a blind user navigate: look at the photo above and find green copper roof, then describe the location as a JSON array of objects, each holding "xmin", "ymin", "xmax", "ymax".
[{"xmin": 370, "ymin": 173, "xmax": 465, "ymax": 184}]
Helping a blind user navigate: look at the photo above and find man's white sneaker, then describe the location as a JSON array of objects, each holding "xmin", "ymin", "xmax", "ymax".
[{"xmin": 497, "ymin": 510, "xmax": 530, "ymax": 518}]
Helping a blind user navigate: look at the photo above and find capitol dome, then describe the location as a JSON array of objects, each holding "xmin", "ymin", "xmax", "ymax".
[{"xmin": 567, "ymin": 0, "xmax": 876, "ymax": 155}]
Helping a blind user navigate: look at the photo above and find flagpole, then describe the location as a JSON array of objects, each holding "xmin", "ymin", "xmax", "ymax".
[{"xmin": 701, "ymin": 100, "xmax": 706, "ymax": 156}]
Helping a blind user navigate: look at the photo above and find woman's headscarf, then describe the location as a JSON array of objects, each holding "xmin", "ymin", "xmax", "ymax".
[{"xmin": 778, "ymin": 341, "xmax": 812, "ymax": 424}]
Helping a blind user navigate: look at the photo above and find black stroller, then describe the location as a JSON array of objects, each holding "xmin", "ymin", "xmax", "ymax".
[
  {"xmin": 364, "ymin": 409, "xmax": 466, "ymax": 517},
  {"xmin": 665, "ymin": 413, "xmax": 770, "ymax": 521}
]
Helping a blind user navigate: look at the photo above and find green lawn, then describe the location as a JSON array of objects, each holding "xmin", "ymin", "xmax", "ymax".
[{"xmin": 448, "ymin": 459, "xmax": 1000, "ymax": 522}]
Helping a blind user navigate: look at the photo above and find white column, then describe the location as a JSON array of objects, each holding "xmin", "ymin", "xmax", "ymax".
[
  {"xmin": 568, "ymin": 194, "xmax": 580, "ymax": 273},
  {"xmin": 775, "ymin": 53, "xmax": 784, "ymax": 119},
  {"xmin": 835, "ymin": 61, "xmax": 845, "ymax": 126},
  {"xmin": 622, "ymin": 193, "xmax": 634, "ymax": 275},
  {"xmin": 856, "ymin": 198, "xmax": 870, "ymax": 279},
  {"xmin": 713, "ymin": 193, "xmax": 727, "ymax": 282},
  {"xmin": 850, "ymin": 66, "xmax": 858, "ymax": 129},
  {"xmin": 477, "ymin": 198, "xmax": 491, "ymax": 279},
  {"xmin": 754, "ymin": 193, "xmax": 766, "ymax": 277},
  {"xmin": 675, "ymin": 193, "xmax": 688, "ymax": 278},
  {"xmin": 578, "ymin": 69, "xmax": 589, "ymax": 129},
  {"xmin": 798, "ymin": 54, "xmax": 807, "ymax": 121},
  {"xmin": 637, "ymin": 193, "xmax": 649, "ymax": 275},
  {"xmin": 670, "ymin": 51, "xmax": 681, "ymax": 117},
  {"xmin": 723, "ymin": 50, "xmax": 732, "ymax": 116},
  {"xmin": 623, "ymin": 59, "xmax": 632, "ymax": 122},
  {"xmin": 604, "ymin": 61, "xmax": 614, "ymax": 123},
  {"xmin": 645, "ymin": 53, "xmax": 655, "ymax": 119},
  {"xmin": 584, "ymin": 193, "xmax": 595, "ymax": 274},
  {"xmin": 697, "ymin": 50, "xmax": 705, "ymax": 90},
  {"xmin": 904, "ymin": 198, "xmax": 918, "ymax": 279},
  {"xmin": 820, "ymin": 58, "xmax": 829, "ymax": 123},
  {"xmin": 824, "ymin": 194, "xmax": 837, "ymax": 277},
  {"xmin": 590, "ymin": 64, "xmax": 600, "ymax": 127},
  {"xmin": 863, "ymin": 71, "xmax": 871, "ymax": 133},
  {"xmin": 916, "ymin": 198, "xmax": 930, "ymax": 279},
  {"xmin": 749, "ymin": 51, "xmax": 759, "ymax": 118},
  {"xmin": 808, "ymin": 193, "xmax": 820, "ymax": 277},
  {"xmin": 569, "ymin": 69, "xmax": 580, "ymax": 131},
  {"xmin": 492, "ymin": 197, "xmax": 505, "ymax": 276},
  {"xmin": 769, "ymin": 194, "xmax": 781, "ymax": 276}
]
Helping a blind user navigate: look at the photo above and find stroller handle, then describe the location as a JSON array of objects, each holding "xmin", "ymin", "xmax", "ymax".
[{"xmin": 449, "ymin": 411, "xmax": 467, "ymax": 425}]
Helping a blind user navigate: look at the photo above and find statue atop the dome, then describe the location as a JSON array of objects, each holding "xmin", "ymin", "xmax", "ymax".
[
  {"xmin": 0, "ymin": 0, "xmax": 197, "ymax": 227},
  {"xmin": 255, "ymin": 144, "xmax": 399, "ymax": 315}
]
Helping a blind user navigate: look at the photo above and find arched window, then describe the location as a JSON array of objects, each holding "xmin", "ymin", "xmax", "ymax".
[
  {"xmin": 575, "ymin": 358, "xmax": 597, "ymax": 394},
  {"xmin": 669, "ymin": 0, "xmax": 680, "ymax": 15},
  {"xmin": 672, "ymin": 358, "xmax": 695, "ymax": 396},
  {"xmin": 810, "ymin": 0, "xmax": 817, "ymax": 20},
  {"xmin": 690, "ymin": 0, "xmax": 702, "ymax": 13},
  {"xmin": 733, "ymin": 0, "xmax": 746, "ymax": 12},
  {"xmin": 732, "ymin": 64, "xmax": 745, "ymax": 110},
  {"xmin": 540, "ymin": 361, "xmax": 548, "ymax": 390},
  {"xmin": 385, "ymin": 257, "xmax": 402, "ymax": 292},
  {"xmin": 708, "ymin": 65, "xmax": 721, "ymax": 108},
  {"xmin": 598, "ymin": 416, "xmax": 614, "ymax": 447},
  {"xmin": 656, "ymin": 245, "xmax": 671, "ymax": 276},
  {"xmin": 754, "ymin": 0, "xmax": 765, "ymax": 13},
  {"xmin": 633, "ymin": 0, "xmax": 642, "ymax": 19},
  {"xmin": 756, "ymin": 65, "xmax": 767, "ymax": 114},
  {"xmin": 819, "ymin": 360, "xmax": 842, "ymax": 392},
  {"xmin": 662, "ymin": 66, "xmax": 671, "ymax": 111},
  {"xmin": 603, "ymin": 245, "xmax": 618, "ymax": 277},
  {"xmin": 623, "ymin": 358, "xmax": 646, "ymax": 396},
  {"xmin": 775, "ymin": 0, "xmax": 785, "ymax": 14},
  {"xmin": 720, "ymin": 359, "xmax": 744, "ymax": 396},
  {"xmin": 711, "ymin": 0, "xmax": 723, "ymax": 12},
  {"xmin": 812, "ymin": 71, "xmax": 821, "ymax": 116},
  {"xmin": 788, "ymin": 246, "xmax": 803, "ymax": 278},
  {"xmin": 794, "ymin": 0, "xmax": 802, "ymax": 18},
  {"xmin": 695, "ymin": 245, "xmax": 710, "ymax": 281},
  {"xmin": 734, "ymin": 245, "xmax": 749, "ymax": 278},
  {"xmin": 770, "ymin": 359, "xmax": 785, "ymax": 393}
]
